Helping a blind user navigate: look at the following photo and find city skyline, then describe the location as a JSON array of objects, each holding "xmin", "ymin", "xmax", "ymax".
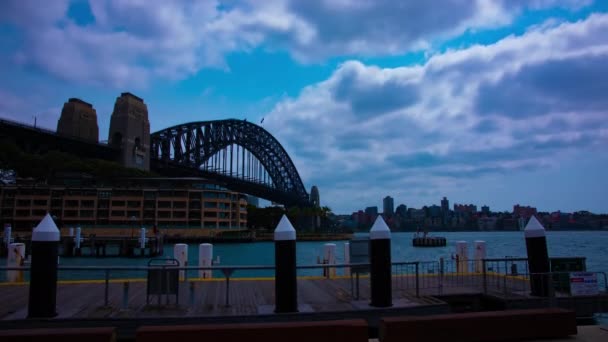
[{"xmin": 1, "ymin": 1, "xmax": 608, "ymax": 214}]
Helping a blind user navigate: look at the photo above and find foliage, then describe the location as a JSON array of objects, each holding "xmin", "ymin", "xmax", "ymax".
[
  {"xmin": 0, "ymin": 141, "xmax": 154, "ymax": 180},
  {"xmin": 246, "ymin": 204, "xmax": 334, "ymax": 232}
]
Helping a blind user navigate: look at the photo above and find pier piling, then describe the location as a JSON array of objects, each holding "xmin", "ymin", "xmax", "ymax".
[
  {"xmin": 274, "ymin": 215, "xmax": 298, "ymax": 313},
  {"xmin": 28, "ymin": 214, "xmax": 60, "ymax": 318},
  {"xmin": 524, "ymin": 216, "xmax": 551, "ymax": 297},
  {"xmin": 370, "ymin": 216, "xmax": 392, "ymax": 307}
]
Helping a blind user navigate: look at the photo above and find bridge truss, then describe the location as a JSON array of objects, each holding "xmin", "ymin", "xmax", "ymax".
[{"xmin": 150, "ymin": 119, "xmax": 309, "ymax": 207}]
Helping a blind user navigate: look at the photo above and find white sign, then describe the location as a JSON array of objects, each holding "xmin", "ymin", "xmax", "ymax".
[{"xmin": 569, "ymin": 272, "xmax": 599, "ymax": 296}]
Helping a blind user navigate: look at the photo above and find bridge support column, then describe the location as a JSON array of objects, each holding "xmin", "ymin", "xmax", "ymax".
[
  {"xmin": 28, "ymin": 214, "xmax": 60, "ymax": 318},
  {"xmin": 525, "ymin": 216, "xmax": 551, "ymax": 297},
  {"xmin": 274, "ymin": 215, "xmax": 298, "ymax": 313},
  {"xmin": 370, "ymin": 216, "xmax": 392, "ymax": 308}
]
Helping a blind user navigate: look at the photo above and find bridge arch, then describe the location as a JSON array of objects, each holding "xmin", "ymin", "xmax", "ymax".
[{"xmin": 150, "ymin": 119, "xmax": 309, "ymax": 206}]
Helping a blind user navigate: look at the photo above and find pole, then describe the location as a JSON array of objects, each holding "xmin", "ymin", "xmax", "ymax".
[
  {"xmin": 28, "ymin": 214, "xmax": 60, "ymax": 318},
  {"xmin": 274, "ymin": 215, "xmax": 298, "ymax": 313},
  {"xmin": 370, "ymin": 216, "xmax": 392, "ymax": 307},
  {"xmin": 524, "ymin": 216, "xmax": 551, "ymax": 297}
]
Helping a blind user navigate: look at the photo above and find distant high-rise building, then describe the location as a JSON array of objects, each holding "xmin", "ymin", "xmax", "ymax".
[
  {"xmin": 383, "ymin": 196, "xmax": 394, "ymax": 217},
  {"xmin": 57, "ymin": 98, "xmax": 99, "ymax": 142},
  {"xmin": 441, "ymin": 197, "xmax": 449, "ymax": 214},
  {"xmin": 108, "ymin": 92, "xmax": 150, "ymax": 170},
  {"xmin": 481, "ymin": 205, "xmax": 490, "ymax": 216},
  {"xmin": 395, "ymin": 204, "xmax": 407, "ymax": 217}
]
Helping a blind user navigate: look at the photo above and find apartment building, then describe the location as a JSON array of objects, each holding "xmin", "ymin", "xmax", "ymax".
[{"xmin": 0, "ymin": 177, "xmax": 248, "ymax": 231}]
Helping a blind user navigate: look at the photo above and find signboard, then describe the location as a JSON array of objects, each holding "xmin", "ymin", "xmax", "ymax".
[
  {"xmin": 349, "ymin": 238, "xmax": 370, "ymax": 274},
  {"xmin": 569, "ymin": 272, "xmax": 599, "ymax": 296}
]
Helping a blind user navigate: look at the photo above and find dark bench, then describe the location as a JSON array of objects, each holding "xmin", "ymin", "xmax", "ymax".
[
  {"xmin": 380, "ymin": 308, "xmax": 577, "ymax": 342},
  {"xmin": 136, "ymin": 319, "xmax": 368, "ymax": 342},
  {"xmin": 0, "ymin": 327, "xmax": 116, "ymax": 342}
]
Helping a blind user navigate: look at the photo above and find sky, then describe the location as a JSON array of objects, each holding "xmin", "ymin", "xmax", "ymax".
[{"xmin": 1, "ymin": 0, "xmax": 607, "ymax": 215}]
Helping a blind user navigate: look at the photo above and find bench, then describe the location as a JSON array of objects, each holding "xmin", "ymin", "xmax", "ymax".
[
  {"xmin": 136, "ymin": 319, "xmax": 368, "ymax": 342},
  {"xmin": 0, "ymin": 327, "xmax": 116, "ymax": 342},
  {"xmin": 380, "ymin": 308, "xmax": 577, "ymax": 342}
]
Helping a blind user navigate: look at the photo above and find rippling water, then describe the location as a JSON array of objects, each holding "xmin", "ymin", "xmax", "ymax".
[{"xmin": 48, "ymin": 230, "xmax": 608, "ymax": 271}]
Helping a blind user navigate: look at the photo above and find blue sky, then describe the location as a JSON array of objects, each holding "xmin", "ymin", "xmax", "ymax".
[{"xmin": 1, "ymin": 0, "xmax": 608, "ymax": 214}]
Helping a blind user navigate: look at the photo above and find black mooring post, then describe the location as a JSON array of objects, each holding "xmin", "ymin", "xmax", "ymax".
[
  {"xmin": 370, "ymin": 216, "xmax": 392, "ymax": 307},
  {"xmin": 274, "ymin": 215, "xmax": 298, "ymax": 313},
  {"xmin": 28, "ymin": 214, "xmax": 60, "ymax": 318},
  {"xmin": 524, "ymin": 216, "xmax": 551, "ymax": 297}
]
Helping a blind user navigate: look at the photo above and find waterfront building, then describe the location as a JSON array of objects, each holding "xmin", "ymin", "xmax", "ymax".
[
  {"xmin": 481, "ymin": 205, "xmax": 490, "ymax": 216},
  {"xmin": 428, "ymin": 205, "xmax": 441, "ymax": 218},
  {"xmin": 56, "ymin": 98, "xmax": 99, "ymax": 143},
  {"xmin": 0, "ymin": 177, "xmax": 247, "ymax": 231},
  {"xmin": 365, "ymin": 206, "xmax": 378, "ymax": 217},
  {"xmin": 454, "ymin": 203, "xmax": 477, "ymax": 218},
  {"xmin": 383, "ymin": 196, "xmax": 394, "ymax": 217},
  {"xmin": 440, "ymin": 196, "xmax": 449, "ymax": 215},
  {"xmin": 395, "ymin": 204, "xmax": 407, "ymax": 217},
  {"xmin": 513, "ymin": 204, "xmax": 537, "ymax": 219}
]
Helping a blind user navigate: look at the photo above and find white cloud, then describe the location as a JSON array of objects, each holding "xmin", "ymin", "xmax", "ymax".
[
  {"xmin": 0, "ymin": 0, "xmax": 592, "ymax": 88},
  {"xmin": 262, "ymin": 14, "xmax": 608, "ymax": 212}
]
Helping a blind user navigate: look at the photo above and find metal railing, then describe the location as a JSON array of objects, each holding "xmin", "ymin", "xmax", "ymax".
[{"xmin": 1, "ymin": 258, "xmax": 607, "ymax": 312}]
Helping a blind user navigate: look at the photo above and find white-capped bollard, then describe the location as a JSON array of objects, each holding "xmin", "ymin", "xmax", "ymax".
[
  {"xmin": 344, "ymin": 242, "xmax": 351, "ymax": 276},
  {"xmin": 174, "ymin": 243, "xmax": 188, "ymax": 280},
  {"xmin": 274, "ymin": 215, "xmax": 297, "ymax": 313},
  {"xmin": 7, "ymin": 242, "xmax": 25, "ymax": 282},
  {"xmin": 323, "ymin": 243, "xmax": 336, "ymax": 278},
  {"xmin": 28, "ymin": 214, "xmax": 60, "ymax": 318},
  {"xmin": 198, "ymin": 243, "xmax": 213, "ymax": 279},
  {"xmin": 4, "ymin": 224, "xmax": 12, "ymax": 247},
  {"xmin": 525, "ymin": 216, "xmax": 550, "ymax": 297},
  {"xmin": 370, "ymin": 216, "xmax": 392, "ymax": 307},
  {"xmin": 474, "ymin": 240, "xmax": 487, "ymax": 273},
  {"xmin": 456, "ymin": 241, "xmax": 468, "ymax": 273},
  {"xmin": 74, "ymin": 227, "xmax": 82, "ymax": 256},
  {"xmin": 139, "ymin": 228, "xmax": 147, "ymax": 249}
]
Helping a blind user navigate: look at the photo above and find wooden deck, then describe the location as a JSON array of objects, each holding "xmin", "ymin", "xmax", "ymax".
[
  {"xmin": 2, "ymin": 273, "xmax": 605, "ymax": 321},
  {"xmin": 1, "ymin": 276, "xmax": 449, "ymax": 320}
]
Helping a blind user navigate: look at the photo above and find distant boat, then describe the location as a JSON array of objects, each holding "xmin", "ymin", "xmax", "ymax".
[{"xmin": 412, "ymin": 228, "xmax": 446, "ymax": 247}]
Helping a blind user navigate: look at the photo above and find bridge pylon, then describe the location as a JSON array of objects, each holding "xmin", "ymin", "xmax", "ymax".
[{"xmin": 108, "ymin": 92, "xmax": 150, "ymax": 171}]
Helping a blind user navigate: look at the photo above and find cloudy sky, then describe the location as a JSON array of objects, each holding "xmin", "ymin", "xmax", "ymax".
[{"xmin": 1, "ymin": 0, "xmax": 607, "ymax": 214}]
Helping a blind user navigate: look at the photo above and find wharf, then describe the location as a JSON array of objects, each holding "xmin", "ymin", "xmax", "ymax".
[{"xmin": 1, "ymin": 273, "xmax": 607, "ymax": 331}]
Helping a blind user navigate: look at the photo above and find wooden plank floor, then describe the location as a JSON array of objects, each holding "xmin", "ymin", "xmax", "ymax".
[{"xmin": 0, "ymin": 274, "xmax": 528, "ymax": 320}]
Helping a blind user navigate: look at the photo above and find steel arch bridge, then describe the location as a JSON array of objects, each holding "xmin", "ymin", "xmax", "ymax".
[{"xmin": 150, "ymin": 119, "xmax": 310, "ymax": 207}]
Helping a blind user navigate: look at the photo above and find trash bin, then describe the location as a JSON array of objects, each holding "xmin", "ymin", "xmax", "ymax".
[{"xmin": 146, "ymin": 258, "xmax": 180, "ymax": 305}]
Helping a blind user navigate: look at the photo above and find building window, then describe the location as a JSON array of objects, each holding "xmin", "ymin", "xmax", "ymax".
[
  {"xmin": 65, "ymin": 200, "xmax": 78, "ymax": 207},
  {"xmin": 16, "ymin": 199, "xmax": 31, "ymax": 207},
  {"xmin": 204, "ymin": 202, "xmax": 217, "ymax": 209},
  {"xmin": 204, "ymin": 211, "xmax": 217, "ymax": 218},
  {"xmin": 112, "ymin": 200, "xmax": 126, "ymax": 207},
  {"xmin": 111, "ymin": 210, "xmax": 125, "ymax": 217},
  {"xmin": 33, "ymin": 199, "xmax": 47, "ymax": 206}
]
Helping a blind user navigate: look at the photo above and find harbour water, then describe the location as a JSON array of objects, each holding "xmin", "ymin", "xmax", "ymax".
[{"xmin": 42, "ymin": 230, "xmax": 608, "ymax": 279}]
